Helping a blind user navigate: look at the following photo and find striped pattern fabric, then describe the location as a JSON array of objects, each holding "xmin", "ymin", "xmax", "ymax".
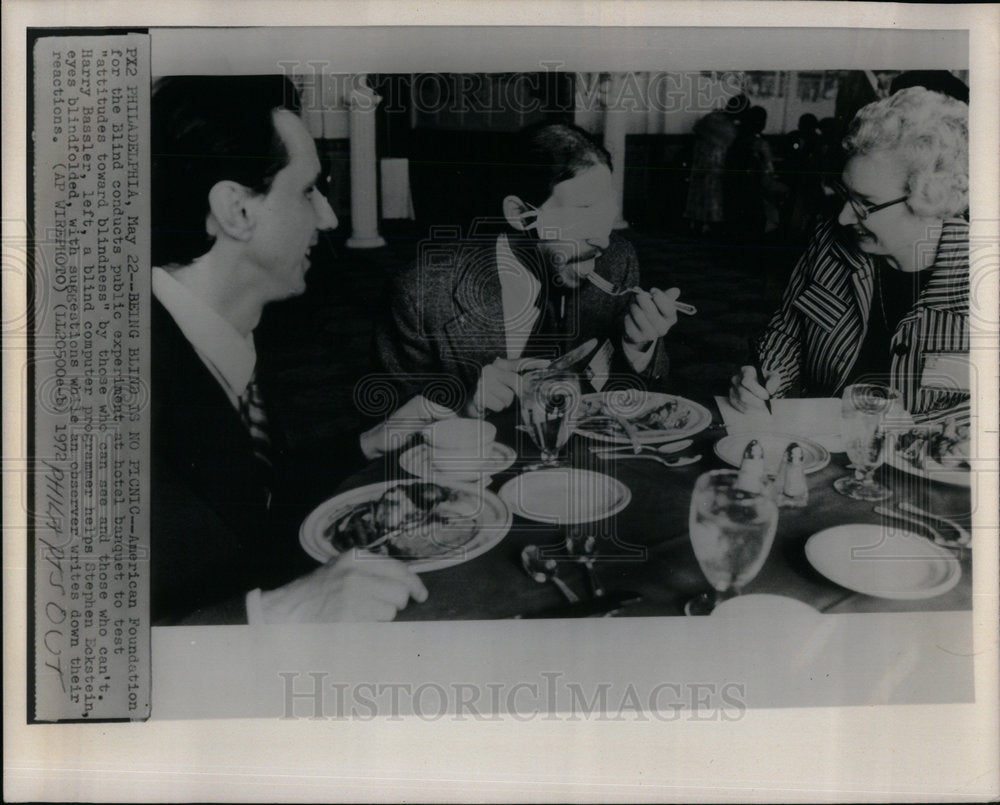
[
  {"xmin": 754, "ymin": 218, "xmax": 970, "ymax": 422},
  {"xmin": 238, "ymin": 374, "xmax": 273, "ymax": 473}
]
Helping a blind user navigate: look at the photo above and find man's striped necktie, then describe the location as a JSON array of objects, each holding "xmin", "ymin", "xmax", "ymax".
[{"xmin": 238, "ymin": 374, "xmax": 273, "ymax": 505}]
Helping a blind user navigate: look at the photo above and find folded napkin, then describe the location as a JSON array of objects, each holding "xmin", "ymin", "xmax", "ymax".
[{"xmin": 715, "ymin": 395, "xmax": 844, "ymax": 452}]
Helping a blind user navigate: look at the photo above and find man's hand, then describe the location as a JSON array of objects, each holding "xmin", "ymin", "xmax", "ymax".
[
  {"xmin": 465, "ymin": 357, "xmax": 548, "ymax": 417},
  {"xmin": 623, "ymin": 287, "xmax": 681, "ymax": 351},
  {"xmin": 259, "ymin": 550, "xmax": 428, "ymax": 623},
  {"xmin": 728, "ymin": 365, "xmax": 782, "ymax": 412},
  {"xmin": 359, "ymin": 394, "xmax": 456, "ymax": 459}
]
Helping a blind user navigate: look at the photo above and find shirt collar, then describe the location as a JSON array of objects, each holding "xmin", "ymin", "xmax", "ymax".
[{"xmin": 152, "ymin": 266, "xmax": 257, "ymax": 397}]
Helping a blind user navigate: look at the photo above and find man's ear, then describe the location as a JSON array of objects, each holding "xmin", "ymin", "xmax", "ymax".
[
  {"xmin": 207, "ymin": 180, "xmax": 256, "ymax": 242},
  {"xmin": 503, "ymin": 195, "xmax": 534, "ymax": 232}
]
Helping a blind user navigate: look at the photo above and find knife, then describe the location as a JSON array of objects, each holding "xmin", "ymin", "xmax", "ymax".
[
  {"xmin": 513, "ymin": 590, "xmax": 643, "ymax": 619},
  {"xmin": 611, "ymin": 413, "xmax": 643, "ymax": 454},
  {"xmin": 544, "ymin": 338, "xmax": 599, "ymax": 374}
]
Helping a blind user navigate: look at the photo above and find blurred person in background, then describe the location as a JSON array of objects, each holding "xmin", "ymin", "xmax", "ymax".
[{"xmin": 683, "ymin": 94, "xmax": 746, "ymax": 237}]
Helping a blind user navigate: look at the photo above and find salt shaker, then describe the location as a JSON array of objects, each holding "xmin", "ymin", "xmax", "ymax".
[
  {"xmin": 735, "ymin": 439, "xmax": 766, "ymax": 494},
  {"xmin": 775, "ymin": 442, "xmax": 809, "ymax": 507}
]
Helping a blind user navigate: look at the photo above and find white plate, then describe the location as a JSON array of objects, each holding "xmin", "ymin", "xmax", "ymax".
[
  {"xmin": 884, "ymin": 447, "xmax": 971, "ymax": 488},
  {"xmin": 400, "ymin": 442, "xmax": 516, "ymax": 481},
  {"xmin": 712, "ymin": 594, "xmax": 821, "ymax": 622},
  {"xmin": 498, "ymin": 468, "xmax": 631, "ymax": 524},
  {"xmin": 714, "ymin": 432, "xmax": 830, "ymax": 475},
  {"xmin": 804, "ymin": 524, "xmax": 961, "ymax": 600},
  {"xmin": 574, "ymin": 391, "xmax": 713, "ymax": 444},
  {"xmin": 299, "ymin": 480, "xmax": 512, "ymax": 572}
]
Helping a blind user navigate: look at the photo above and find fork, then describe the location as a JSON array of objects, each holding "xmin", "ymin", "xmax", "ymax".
[
  {"xmin": 586, "ymin": 273, "xmax": 697, "ymax": 315},
  {"xmin": 897, "ymin": 501, "xmax": 971, "ymax": 547},
  {"xmin": 596, "ymin": 452, "xmax": 702, "ymax": 468}
]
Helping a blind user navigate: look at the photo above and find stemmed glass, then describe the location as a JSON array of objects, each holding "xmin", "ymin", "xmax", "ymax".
[
  {"xmin": 685, "ymin": 469, "xmax": 779, "ymax": 616},
  {"xmin": 834, "ymin": 383, "xmax": 901, "ymax": 501},
  {"xmin": 517, "ymin": 368, "xmax": 581, "ymax": 469}
]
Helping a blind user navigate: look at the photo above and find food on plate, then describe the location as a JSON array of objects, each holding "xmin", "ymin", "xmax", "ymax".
[
  {"xmin": 576, "ymin": 393, "xmax": 692, "ymax": 436},
  {"xmin": 322, "ymin": 482, "xmax": 480, "ymax": 559},
  {"xmin": 894, "ymin": 418, "xmax": 970, "ymax": 470}
]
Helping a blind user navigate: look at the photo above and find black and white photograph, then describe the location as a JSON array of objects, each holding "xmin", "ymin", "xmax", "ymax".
[{"xmin": 5, "ymin": 2, "xmax": 999, "ymax": 801}]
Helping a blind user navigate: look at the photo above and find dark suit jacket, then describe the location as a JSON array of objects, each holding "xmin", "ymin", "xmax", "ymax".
[
  {"xmin": 151, "ymin": 298, "xmax": 363, "ymax": 625},
  {"xmin": 370, "ymin": 234, "xmax": 669, "ymax": 409}
]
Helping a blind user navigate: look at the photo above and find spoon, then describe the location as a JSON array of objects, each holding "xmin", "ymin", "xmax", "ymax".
[
  {"xmin": 566, "ymin": 534, "xmax": 605, "ymax": 598},
  {"xmin": 521, "ymin": 545, "xmax": 580, "ymax": 603}
]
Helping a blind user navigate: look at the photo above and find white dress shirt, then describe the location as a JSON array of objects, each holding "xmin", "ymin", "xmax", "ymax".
[
  {"xmin": 495, "ymin": 234, "xmax": 542, "ymax": 359},
  {"xmin": 152, "ymin": 267, "xmax": 256, "ymax": 409}
]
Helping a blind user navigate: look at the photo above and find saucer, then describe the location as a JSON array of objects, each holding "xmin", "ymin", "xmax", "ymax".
[{"xmin": 400, "ymin": 442, "xmax": 516, "ymax": 481}]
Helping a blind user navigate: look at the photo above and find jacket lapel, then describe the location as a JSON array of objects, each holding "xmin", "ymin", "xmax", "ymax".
[{"xmin": 442, "ymin": 240, "xmax": 511, "ymax": 383}]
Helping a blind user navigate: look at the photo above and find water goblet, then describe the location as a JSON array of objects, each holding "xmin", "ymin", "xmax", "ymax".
[
  {"xmin": 834, "ymin": 382, "xmax": 901, "ymax": 501},
  {"xmin": 517, "ymin": 368, "xmax": 581, "ymax": 469},
  {"xmin": 684, "ymin": 469, "xmax": 779, "ymax": 616}
]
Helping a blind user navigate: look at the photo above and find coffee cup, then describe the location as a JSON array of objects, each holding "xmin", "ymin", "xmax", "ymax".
[{"xmin": 423, "ymin": 418, "xmax": 497, "ymax": 470}]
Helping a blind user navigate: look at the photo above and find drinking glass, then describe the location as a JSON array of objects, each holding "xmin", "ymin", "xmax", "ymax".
[
  {"xmin": 685, "ymin": 469, "xmax": 779, "ymax": 616},
  {"xmin": 517, "ymin": 368, "xmax": 581, "ymax": 468},
  {"xmin": 834, "ymin": 383, "xmax": 900, "ymax": 501}
]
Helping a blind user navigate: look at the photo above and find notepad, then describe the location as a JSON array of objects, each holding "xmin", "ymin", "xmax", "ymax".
[{"xmin": 715, "ymin": 396, "xmax": 844, "ymax": 452}]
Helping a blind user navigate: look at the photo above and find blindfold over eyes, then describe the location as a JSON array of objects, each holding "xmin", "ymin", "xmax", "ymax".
[{"xmin": 518, "ymin": 202, "xmax": 618, "ymax": 238}]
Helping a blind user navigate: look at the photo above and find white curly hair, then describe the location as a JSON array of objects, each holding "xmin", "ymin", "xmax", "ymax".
[{"xmin": 844, "ymin": 86, "xmax": 969, "ymax": 219}]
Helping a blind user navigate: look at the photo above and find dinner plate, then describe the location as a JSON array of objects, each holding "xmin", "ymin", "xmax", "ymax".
[
  {"xmin": 399, "ymin": 442, "xmax": 516, "ymax": 481},
  {"xmin": 884, "ymin": 446, "xmax": 971, "ymax": 488},
  {"xmin": 714, "ymin": 432, "xmax": 830, "ymax": 475},
  {"xmin": 712, "ymin": 594, "xmax": 821, "ymax": 622},
  {"xmin": 804, "ymin": 524, "xmax": 961, "ymax": 600},
  {"xmin": 573, "ymin": 390, "xmax": 713, "ymax": 444},
  {"xmin": 497, "ymin": 468, "xmax": 631, "ymax": 524},
  {"xmin": 299, "ymin": 480, "xmax": 512, "ymax": 572}
]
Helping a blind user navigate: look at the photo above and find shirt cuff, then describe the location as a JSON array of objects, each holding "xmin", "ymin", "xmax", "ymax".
[
  {"xmin": 245, "ymin": 588, "xmax": 266, "ymax": 625},
  {"xmin": 622, "ymin": 338, "xmax": 657, "ymax": 373}
]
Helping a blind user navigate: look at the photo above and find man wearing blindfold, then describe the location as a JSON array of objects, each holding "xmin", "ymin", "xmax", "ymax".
[{"xmin": 372, "ymin": 122, "xmax": 680, "ymax": 417}]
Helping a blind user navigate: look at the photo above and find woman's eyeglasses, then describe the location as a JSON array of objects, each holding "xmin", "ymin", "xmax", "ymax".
[{"xmin": 829, "ymin": 180, "xmax": 908, "ymax": 221}]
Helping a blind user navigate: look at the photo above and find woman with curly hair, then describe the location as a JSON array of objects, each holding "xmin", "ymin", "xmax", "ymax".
[{"xmin": 729, "ymin": 87, "xmax": 970, "ymax": 423}]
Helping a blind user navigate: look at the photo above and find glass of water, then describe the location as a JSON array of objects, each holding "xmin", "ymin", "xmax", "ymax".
[
  {"xmin": 517, "ymin": 368, "xmax": 581, "ymax": 468},
  {"xmin": 685, "ymin": 469, "xmax": 779, "ymax": 616},
  {"xmin": 834, "ymin": 383, "xmax": 901, "ymax": 501}
]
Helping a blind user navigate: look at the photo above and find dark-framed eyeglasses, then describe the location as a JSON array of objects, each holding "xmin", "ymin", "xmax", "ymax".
[{"xmin": 829, "ymin": 179, "xmax": 908, "ymax": 221}]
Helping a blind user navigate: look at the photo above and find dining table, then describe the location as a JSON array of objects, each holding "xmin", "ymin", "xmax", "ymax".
[{"xmin": 322, "ymin": 397, "xmax": 973, "ymax": 621}]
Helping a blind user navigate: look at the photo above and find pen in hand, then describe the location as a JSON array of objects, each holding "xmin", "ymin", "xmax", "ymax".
[{"xmin": 754, "ymin": 365, "xmax": 773, "ymax": 415}]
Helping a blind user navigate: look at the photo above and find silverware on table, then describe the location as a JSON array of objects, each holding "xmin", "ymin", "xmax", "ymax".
[
  {"xmin": 521, "ymin": 545, "xmax": 579, "ymax": 603},
  {"xmin": 610, "ymin": 412, "xmax": 643, "ymax": 454},
  {"xmin": 566, "ymin": 533, "xmax": 605, "ymax": 598},
  {"xmin": 897, "ymin": 501, "xmax": 971, "ymax": 547},
  {"xmin": 586, "ymin": 273, "xmax": 697, "ymax": 315},
  {"xmin": 594, "ymin": 452, "xmax": 702, "ymax": 468},
  {"xmin": 513, "ymin": 590, "xmax": 643, "ymax": 619},
  {"xmin": 873, "ymin": 505, "xmax": 950, "ymax": 549},
  {"xmin": 589, "ymin": 439, "xmax": 693, "ymax": 456}
]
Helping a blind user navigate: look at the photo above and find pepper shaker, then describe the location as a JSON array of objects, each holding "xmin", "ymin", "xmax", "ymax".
[{"xmin": 775, "ymin": 443, "xmax": 809, "ymax": 507}]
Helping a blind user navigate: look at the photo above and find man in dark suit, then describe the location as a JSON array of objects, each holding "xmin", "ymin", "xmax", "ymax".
[
  {"xmin": 372, "ymin": 123, "xmax": 683, "ymax": 417},
  {"xmin": 151, "ymin": 76, "xmax": 447, "ymax": 625}
]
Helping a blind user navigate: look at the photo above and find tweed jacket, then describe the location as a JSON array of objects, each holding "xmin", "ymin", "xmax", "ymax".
[
  {"xmin": 754, "ymin": 218, "xmax": 970, "ymax": 423},
  {"xmin": 370, "ymin": 233, "xmax": 670, "ymax": 410}
]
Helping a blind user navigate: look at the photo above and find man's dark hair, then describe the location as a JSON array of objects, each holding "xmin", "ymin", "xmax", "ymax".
[
  {"xmin": 505, "ymin": 122, "xmax": 612, "ymax": 208},
  {"xmin": 151, "ymin": 75, "xmax": 302, "ymax": 267}
]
